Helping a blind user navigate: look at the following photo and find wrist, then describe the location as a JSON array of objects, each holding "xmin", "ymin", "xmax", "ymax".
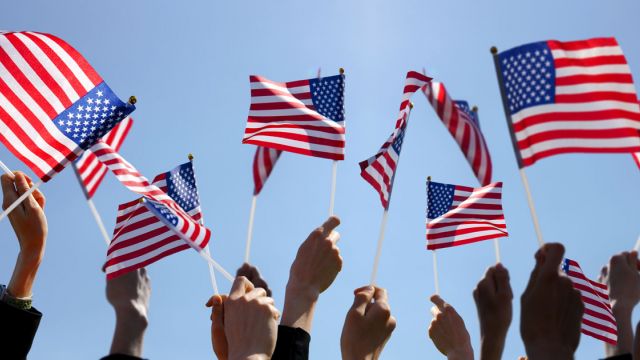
[
  {"xmin": 229, "ymin": 353, "xmax": 269, "ymax": 360},
  {"xmin": 115, "ymin": 307, "xmax": 148, "ymax": 328},
  {"xmin": 480, "ymin": 334, "xmax": 506, "ymax": 360},
  {"xmin": 285, "ymin": 280, "xmax": 320, "ymax": 304},
  {"xmin": 8, "ymin": 251, "xmax": 43, "ymax": 298},
  {"xmin": 611, "ymin": 301, "xmax": 635, "ymax": 316},
  {"xmin": 447, "ymin": 345, "xmax": 474, "ymax": 360},
  {"xmin": 525, "ymin": 343, "xmax": 574, "ymax": 360}
]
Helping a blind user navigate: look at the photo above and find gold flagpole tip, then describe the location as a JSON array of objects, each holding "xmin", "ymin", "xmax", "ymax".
[
  {"xmin": 490, "ymin": 46, "xmax": 498, "ymax": 55},
  {"xmin": 472, "ymin": 105, "xmax": 478, "ymax": 112},
  {"xmin": 427, "ymin": 176, "xmax": 432, "ymax": 182},
  {"xmin": 409, "ymin": 102, "xmax": 414, "ymax": 109},
  {"xmin": 128, "ymin": 96, "xmax": 137, "ymax": 105},
  {"xmin": 138, "ymin": 197, "xmax": 144, "ymax": 203},
  {"xmin": 188, "ymin": 153, "xmax": 194, "ymax": 161},
  {"xmin": 339, "ymin": 67, "xmax": 345, "ymax": 74}
]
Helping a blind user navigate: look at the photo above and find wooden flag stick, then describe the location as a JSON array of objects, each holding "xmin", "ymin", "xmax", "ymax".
[
  {"xmin": 0, "ymin": 160, "xmax": 42, "ymax": 222},
  {"xmin": 432, "ymin": 250, "xmax": 440, "ymax": 295},
  {"xmin": 244, "ymin": 195, "xmax": 258, "ymax": 263},
  {"xmin": 329, "ymin": 160, "xmax": 338, "ymax": 216},
  {"xmin": 370, "ymin": 209, "xmax": 389, "ymax": 285},
  {"xmin": 491, "ymin": 46, "xmax": 544, "ymax": 247}
]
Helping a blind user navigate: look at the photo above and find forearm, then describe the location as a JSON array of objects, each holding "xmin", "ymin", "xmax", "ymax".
[
  {"xmin": 8, "ymin": 251, "xmax": 43, "ymax": 298},
  {"xmin": 280, "ymin": 282, "xmax": 318, "ymax": 333},
  {"xmin": 479, "ymin": 334, "xmax": 506, "ymax": 360},
  {"xmin": 607, "ymin": 305, "xmax": 634, "ymax": 356},
  {"xmin": 109, "ymin": 309, "xmax": 148, "ymax": 357}
]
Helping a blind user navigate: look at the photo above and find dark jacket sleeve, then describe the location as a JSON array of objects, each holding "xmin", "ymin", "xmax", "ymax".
[
  {"xmin": 100, "ymin": 355, "xmax": 144, "ymax": 360},
  {"xmin": 602, "ymin": 355, "xmax": 632, "ymax": 360},
  {"xmin": 271, "ymin": 325, "xmax": 310, "ymax": 360},
  {"xmin": 0, "ymin": 301, "xmax": 42, "ymax": 360}
]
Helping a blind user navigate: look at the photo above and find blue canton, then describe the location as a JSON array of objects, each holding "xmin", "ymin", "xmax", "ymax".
[
  {"xmin": 309, "ymin": 74, "xmax": 345, "ymax": 123},
  {"xmin": 145, "ymin": 200, "xmax": 179, "ymax": 227},
  {"xmin": 427, "ymin": 181, "xmax": 455, "ymax": 219},
  {"xmin": 166, "ymin": 162, "xmax": 200, "ymax": 212},
  {"xmin": 391, "ymin": 125, "xmax": 406, "ymax": 155},
  {"xmin": 498, "ymin": 41, "xmax": 556, "ymax": 115},
  {"xmin": 52, "ymin": 81, "xmax": 135, "ymax": 150},
  {"xmin": 454, "ymin": 100, "xmax": 480, "ymax": 128},
  {"xmin": 561, "ymin": 258, "xmax": 570, "ymax": 273}
]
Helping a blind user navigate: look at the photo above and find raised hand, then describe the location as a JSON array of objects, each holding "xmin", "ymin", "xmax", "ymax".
[
  {"xmin": 340, "ymin": 286, "xmax": 396, "ymax": 360},
  {"xmin": 428, "ymin": 295, "xmax": 473, "ymax": 360},
  {"xmin": 520, "ymin": 243, "xmax": 583, "ymax": 360},
  {"xmin": 281, "ymin": 216, "xmax": 342, "ymax": 332},
  {"xmin": 236, "ymin": 263, "xmax": 271, "ymax": 297},
  {"xmin": 473, "ymin": 263, "xmax": 513, "ymax": 360}
]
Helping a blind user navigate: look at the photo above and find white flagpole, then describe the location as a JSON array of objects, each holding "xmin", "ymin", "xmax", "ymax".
[
  {"xmin": 244, "ymin": 195, "xmax": 258, "ymax": 263},
  {"xmin": 633, "ymin": 234, "xmax": 640, "ymax": 252},
  {"xmin": 432, "ymin": 251, "xmax": 440, "ymax": 295},
  {"xmin": 329, "ymin": 160, "xmax": 338, "ymax": 216},
  {"xmin": 519, "ymin": 169, "xmax": 544, "ymax": 247},
  {"xmin": 71, "ymin": 163, "xmax": 111, "ymax": 245},
  {"xmin": 0, "ymin": 160, "xmax": 42, "ymax": 222},
  {"xmin": 370, "ymin": 209, "xmax": 389, "ymax": 285},
  {"xmin": 493, "ymin": 239, "xmax": 502, "ymax": 263}
]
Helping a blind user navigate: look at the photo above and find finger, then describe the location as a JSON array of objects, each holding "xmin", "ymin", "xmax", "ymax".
[
  {"xmin": 13, "ymin": 172, "xmax": 30, "ymax": 195},
  {"xmin": 1, "ymin": 174, "xmax": 18, "ymax": 209},
  {"xmin": 236, "ymin": 263, "xmax": 253, "ymax": 278},
  {"xmin": 430, "ymin": 294, "xmax": 446, "ymax": 312},
  {"xmin": 351, "ymin": 286, "xmax": 375, "ymax": 315},
  {"xmin": 245, "ymin": 287, "xmax": 267, "ymax": 301},
  {"xmin": 628, "ymin": 251, "xmax": 638, "ymax": 269},
  {"xmin": 229, "ymin": 276, "xmax": 253, "ymax": 298},
  {"xmin": 430, "ymin": 305, "xmax": 441, "ymax": 317},
  {"xmin": 494, "ymin": 264, "xmax": 511, "ymax": 297},
  {"xmin": 373, "ymin": 287, "xmax": 389, "ymax": 303},
  {"xmin": 328, "ymin": 230, "xmax": 340, "ymax": 244},
  {"xmin": 320, "ymin": 216, "xmax": 340, "ymax": 237},
  {"xmin": 539, "ymin": 243, "xmax": 565, "ymax": 279}
]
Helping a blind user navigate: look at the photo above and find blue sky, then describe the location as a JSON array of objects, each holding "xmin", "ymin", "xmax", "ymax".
[{"xmin": 1, "ymin": 1, "xmax": 639, "ymax": 359}]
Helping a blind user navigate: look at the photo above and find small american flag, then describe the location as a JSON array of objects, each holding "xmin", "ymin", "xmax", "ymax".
[
  {"xmin": 104, "ymin": 161, "xmax": 208, "ymax": 279},
  {"xmin": 562, "ymin": 258, "xmax": 618, "ymax": 344},
  {"xmin": 0, "ymin": 31, "xmax": 135, "ymax": 181},
  {"xmin": 359, "ymin": 71, "xmax": 431, "ymax": 209},
  {"xmin": 253, "ymin": 146, "xmax": 281, "ymax": 195},
  {"xmin": 496, "ymin": 37, "xmax": 640, "ymax": 168},
  {"xmin": 242, "ymin": 73, "xmax": 345, "ymax": 160},
  {"xmin": 426, "ymin": 180, "xmax": 508, "ymax": 250},
  {"xmin": 73, "ymin": 116, "xmax": 133, "ymax": 198},
  {"xmin": 422, "ymin": 81, "xmax": 493, "ymax": 186},
  {"xmin": 634, "ymin": 151, "xmax": 640, "ymax": 168}
]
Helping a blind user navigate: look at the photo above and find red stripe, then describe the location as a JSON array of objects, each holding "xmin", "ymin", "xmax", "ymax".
[
  {"xmin": 106, "ymin": 243, "xmax": 189, "ymax": 280},
  {"xmin": 427, "ymin": 224, "xmax": 508, "ymax": 240},
  {"xmin": 547, "ymin": 38, "xmax": 618, "ymax": 51},
  {"xmin": 428, "ymin": 220, "xmax": 507, "ymax": 230},
  {"xmin": 360, "ymin": 170, "xmax": 389, "ymax": 209},
  {"xmin": 518, "ymin": 128, "xmax": 640, "ymax": 150},
  {"xmin": 581, "ymin": 328, "xmax": 617, "ymax": 345},
  {"xmin": 555, "ymin": 73, "xmax": 633, "ymax": 86},
  {"xmin": 427, "ymin": 232, "xmax": 508, "ymax": 250},
  {"xmin": 251, "ymin": 88, "xmax": 312, "ymax": 99},
  {"xmin": 247, "ymin": 114, "xmax": 329, "ymax": 123},
  {"xmin": 581, "ymin": 318, "xmax": 617, "ymax": 336},
  {"xmin": 250, "ymin": 101, "xmax": 314, "ymax": 111},
  {"xmin": 0, "ymin": 118, "xmax": 45, "ymax": 179},
  {"xmin": 554, "ymin": 55, "xmax": 628, "ymax": 68},
  {"xmin": 512, "ymin": 109, "xmax": 640, "ymax": 132},
  {"xmin": 244, "ymin": 122, "xmax": 345, "ymax": 135},
  {"xmin": 523, "ymin": 145, "xmax": 640, "ymax": 167},
  {"xmin": 35, "ymin": 32, "xmax": 102, "ymax": 86},
  {"xmin": 243, "ymin": 138, "xmax": 344, "ymax": 160},
  {"xmin": 106, "ymin": 233, "xmax": 182, "ymax": 268},
  {"xmin": 244, "ymin": 129, "xmax": 344, "ymax": 147},
  {"xmin": 555, "ymin": 92, "xmax": 638, "ymax": 104}
]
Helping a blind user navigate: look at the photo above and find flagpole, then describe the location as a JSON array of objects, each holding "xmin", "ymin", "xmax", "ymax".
[
  {"xmin": 244, "ymin": 195, "xmax": 258, "ymax": 263},
  {"xmin": 0, "ymin": 160, "xmax": 42, "ymax": 222},
  {"xmin": 491, "ymin": 46, "xmax": 544, "ymax": 247},
  {"xmin": 329, "ymin": 160, "xmax": 337, "ymax": 216},
  {"xmin": 370, "ymin": 102, "xmax": 413, "ymax": 285},
  {"xmin": 71, "ymin": 163, "xmax": 111, "ymax": 245},
  {"xmin": 432, "ymin": 251, "xmax": 440, "ymax": 295},
  {"xmin": 370, "ymin": 209, "xmax": 389, "ymax": 285},
  {"xmin": 633, "ymin": 234, "xmax": 640, "ymax": 252},
  {"xmin": 189, "ymin": 154, "xmax": 220, "ymax": 293}
]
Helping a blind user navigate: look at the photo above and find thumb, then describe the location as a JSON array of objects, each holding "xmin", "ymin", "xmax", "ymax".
[
  {"xmin": 210, "ymin": 295, "xmax": 228, "ymax": 359},
  {"xmin": 351, "ymin": 286, "xmax": 375, "ymax": 315},
  {"xmin": 430, "ymin": 294, "xmax": 446, "ymax": 311}
]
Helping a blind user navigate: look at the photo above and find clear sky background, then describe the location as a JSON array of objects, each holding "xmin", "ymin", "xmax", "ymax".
[{"xmin": 1, "ymin": 1, "xmax": 639, "ymax": 359}]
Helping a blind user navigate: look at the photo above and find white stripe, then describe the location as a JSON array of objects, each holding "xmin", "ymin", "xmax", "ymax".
[
  {"xmin": 251, "ymin": 95, "xmax": 313, "ymax": 106},
  {"xmin": 244, "ymin": 135, "xmax": 344, "ymax": 154},
  {"xmin": 108, "ymin": 117, "xmax": 132, "ymax": 149},
  {"xmin": 106, "ymin": 236, "xmax": 184, "ymax": 275},
  {"xmin": 551, "ymin": 46, "xmax": 623, "ymax": 59},
  {"xmin": 27, "ymin": 32, "xmax": 95, "ymax": 92},
  {"xmin": 363, "ymin": 166, "xmax": 389, "ymax": 201},
  {"xmin": 0, "ymin": 115, "xmax": 51, "ymax": 174},
  {"xmin": 250, "ymin": 80, "xmax": 310, "ymax": 95},
  {"xmin": 582, "ymin": 313, "xmax": 617, "ymax": 331},
  {"xmin": 427, "ymin": 228, "xmax": 506, "ymax": 245},
  {"xmin": 452, "ymin": 198, "xmax": 503, "ymax": 206},
  {"xmin": 555, "ymin": 82, "xmax": 637, "ymax": 95},
  {"xmin": 247, "ymin": 127, "xmax": 345, "ymax": 141},
  {"xmin": 429, "ymin": 217, "xmax": 506, "ymax": 226},
  {"xmin": 516, "ymin": 119, "xmax": 640, "ymax": 141},
  {"xmin": 245, "ymin": 119, "xmax": 344, "ymax": 130},
  {"xmin": 512, "ymin": 100, "xmax": 640, "ymax": 122},
  {"xmin": 555, "ymin": 64, "xmax": 631, "ymax": 77},
  {"xmin": 427, "ymin": 223, "xmax": 506, "ymax": 235},
  {"xmin": 248, "ymin": 107, "xmax": 327, "ymax": 118},
  {"xmin": 519, "ymin": 137, "xmax": 640, "ymax": 160}
]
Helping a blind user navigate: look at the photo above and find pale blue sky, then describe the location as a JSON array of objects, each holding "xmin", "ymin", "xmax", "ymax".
[{"xmin": 1, "ymin": 1, "xmax": 639, "ymax": 359}]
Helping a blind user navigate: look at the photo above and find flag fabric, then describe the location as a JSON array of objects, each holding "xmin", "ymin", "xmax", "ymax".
[
  {"xmin": 359, "ymin": 71, "xmax": 432, "ymax": 209},
  {"xmin": 422, "ymin": 81, "xmax": 493, "ymax": 185},
  {"xmin": 562, "ymin": 258, "xmax": 618, "ymax": 344},
  {"xmin": 0, "ymin": 31, "xmax": 135, "ymax": 181},
  {"xmin": 242, "ymin": 73, "xmax": 345, "ymax": 160},
  {"xmin": 426, "ymin": 180, "xmax": 508, "ymax": 250},
  {"xmin": 253, "ymin": 146, "xmax": 281, "ymax": 195},
  {"xmin": 104, "ymin": 161, "xmax": 208, "ymax": 279},
  {"xmin": 634, "ymin": 151, "xmax": 640, "ymax": 168},
  {"xmin": 496, "ymin": 37, "xmax": 640, "ymax": 168},
  {"xmin": 73, "ymin": 116, "xmax": 133, "ymax": 198}
]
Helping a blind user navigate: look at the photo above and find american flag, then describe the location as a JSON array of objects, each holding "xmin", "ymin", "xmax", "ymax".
[
  {"xmin": 634, "ymin": 151, "xmax": 640, "ymax": 168},
  {"xmin": 359, "ymin": 71, "xmax": 432, "ymax": 209},
  {"xmin": 73, "ymin": 116, "xmax": 133, "ymax": 198},
  {"xmin": 422, "ymin": 81, "xmax": 493, "ymax": 186},
  {"xmin": 242, "ymin": 73, "xmax": 345, "ymax": 160},
  {"xmin": 0, "ymin": 31, "xmax": 135, "ymax": 181},
  {"xmin": 104, "ymin": 161, "xmax": 208, "ymax": 279},
  {"xmin": 426, "ymin": 180, "xmax": 508, "ymax": 250},
  {"xmin": 562, "ymin": 258, "xmax": 618, "ymax": 344},
  {"xmin": 253, "ymin": 146, "xmax": 281, "ymax": 195},
  {"xmin": 496, "ymin": 37, "xmax": 640, "ymax": 168}
]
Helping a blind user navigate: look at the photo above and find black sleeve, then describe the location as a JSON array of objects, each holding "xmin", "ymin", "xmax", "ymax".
[
  {"xmin": 271, "ymin": 325, "xmax": 311, "ymax": 360},
  {"xmin": 100, "ymin": 355, "xmax": 145, "ymax": 360},
  {"xmin": 0, "ymin": 301, "xmax": 42, "ymax": 360},
  {"xmin": 602, "ymin": 355, "xmax": 632, "ymax": 360}
]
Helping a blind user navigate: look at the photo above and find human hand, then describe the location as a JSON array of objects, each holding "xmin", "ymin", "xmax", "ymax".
[
  {"xmin": 428, "ymin": 295, "xmax": 473, "ymax": 360},
  {"xmin": 221, "ymin": 276, "xmax": 279, "ymax": 360},
  {"xmin": 281, "ymin": 216, "xmax": 342, "ymax": 332},
  {"xmin": 473, "ymin": 263, "xmax": 513, "ymax": 360},
  {"xmin": 599, "ymin": 251, "xmax": 640, "ymax": 356},
  {"xmin": 2, "ymin": 172, "xmax": 47, "ymax": 298},
  {"xmin": 521, "ymin": 243, "xmax": 583, "ymax": 360},
  {"xmin": 340, "ymin": 286, "xmax": 396, "ymax": 360},
  {"xmin": 236, "ymin": 263, "xmax": 271, "ymax": 297},
  {"xmin": 106, "ymin": 268, "xmax": 151, "ymax": 357},
  {"xmin": 206, "ymin": 294, "xmax": 229, "ymax": 360}
]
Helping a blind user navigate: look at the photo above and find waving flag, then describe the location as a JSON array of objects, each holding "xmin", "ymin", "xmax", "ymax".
[
  {"xmin": 422, "ymin": 81, "xmax": 493, "ymax": 185},
  {"xmin": 426, "ymin": 180, "xmax": 508, "ymax": 250},
  {"xmin": 242, "ymin": 73, "xmax": 345, "ymax": 160},
  {"xmin": 0, "ymin": 31, "xmax": 135, "ymax": 181},
  {"xmin": 253, "ymin": 146, "xmax": 281, "ymax": 195},
  {"xmin": 634, "ymin": 151, "xmax": 640, "ymax": 168},
  {"xmin": 73, "ymin": 116, "xmax": 133, "ymax": 198},
  {"xmin": 359, "ymin": 71, "xmax": 432, "ymax": 209},
  {"xmin": 495, "ymin": 37, "xmax": 640, "ymax": 168},
  {"xmin": 104, "ymin": 161, "xmax": 208, "ymax": 279},
  {"xmin": 562, "ymin": 258, "xmax": 618, "ymax": 344}
]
